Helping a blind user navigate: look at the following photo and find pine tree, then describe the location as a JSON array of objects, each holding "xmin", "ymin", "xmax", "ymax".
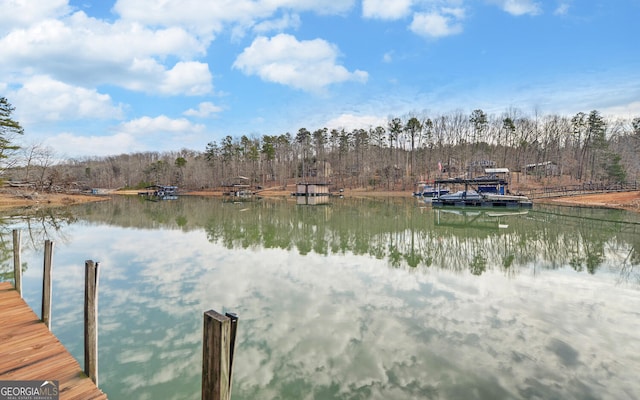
[
  {"xmin": 0, "ymin": 97, "xmax": 24, "ymax": 172},
  {"xmin": 603, "ymin": 153, "xmax": 626, "ymax": 183}
]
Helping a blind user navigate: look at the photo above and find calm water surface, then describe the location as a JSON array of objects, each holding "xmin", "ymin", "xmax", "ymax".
[{"xmin": 2, "ymin": 195, "xmax": 640, "ymax": 400}]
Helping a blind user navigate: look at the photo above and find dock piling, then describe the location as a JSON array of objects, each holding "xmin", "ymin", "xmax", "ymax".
[
  {"xmin": 41, "ymin": 239, "xmax": 54, "ymax": 329},
  {"xmin": 202, "ymin": 310, "xmax": 238, "ymax": 400},
  {"xmin": 12, "ymin": 229, "xmax": 22, "ymax": 296},
  {"xmin": 225, "ymin": 312, "xmax": 238, "ymax": 390},
  {"xmin": 84, "ymin": 260, "xmax": 100, "ymax": 385}
]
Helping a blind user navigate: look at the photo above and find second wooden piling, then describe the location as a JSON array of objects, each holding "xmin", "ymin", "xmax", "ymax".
[
  {"xmin": 84, "ymin": 260, "xmax": 100, "ymax": 385},
  {"xmin": 12, "ymin": 229, "xmax": 22, "ymax": 296},
  {"xmin": 41, "ymin": 239, "xmax": 54, "ymax": 329}
]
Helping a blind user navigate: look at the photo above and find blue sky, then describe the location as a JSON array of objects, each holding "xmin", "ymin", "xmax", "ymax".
[{"xmin": 1, "ymin": 0, "xmax": 639, "ymax": 158}]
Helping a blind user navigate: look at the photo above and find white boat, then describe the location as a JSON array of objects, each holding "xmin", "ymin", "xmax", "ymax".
[
  {"xmin": 413, "ymin": 183, "xmax": 450, "ymax": 199},
  {"xmin": 437, "ymin": 190, "xmax": 482, "ymax": 201}
]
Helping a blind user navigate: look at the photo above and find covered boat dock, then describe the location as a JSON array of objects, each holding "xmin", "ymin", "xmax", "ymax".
[{"xmin": 431, "ymin": 176, "xmax": 532, "ymax": 208}]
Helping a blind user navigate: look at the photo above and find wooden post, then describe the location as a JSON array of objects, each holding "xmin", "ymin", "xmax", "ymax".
[
  {"xmin": 84, "ymin": 260, "xmax": 100, "ymax": 386},
  {"xmin": 202, "ymin": 310, "xmax": 238, "ymax": 400},
  {"xmin": 41, "ymin": 240, "xmax": 54, "ymax": 329},
  {"xmin": 12, "ymin": 230, "xmax": 22, "ymax": 297},
  {"xmin": 225, "ymin": 312, "xmax": 238, "ymax": 391}
]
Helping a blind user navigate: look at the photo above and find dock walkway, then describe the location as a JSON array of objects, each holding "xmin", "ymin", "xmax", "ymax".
[{"xmin": 0, "ymin": 281, "xmax": 107, "ymax": 399}]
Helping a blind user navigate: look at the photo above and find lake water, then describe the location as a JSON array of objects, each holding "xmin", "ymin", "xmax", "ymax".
[{"xmin": 2, "ymin": 195, "xmax": 640, "ymax": 400}]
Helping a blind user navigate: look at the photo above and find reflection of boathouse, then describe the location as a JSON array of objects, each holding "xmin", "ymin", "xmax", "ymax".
[
  {"xmin": 139, "ymin": 185, "xmax": 179, "ymax": 200},
  {"xmin": 293, "ymin": 183, "xmax": 330, "ymax": 205}
]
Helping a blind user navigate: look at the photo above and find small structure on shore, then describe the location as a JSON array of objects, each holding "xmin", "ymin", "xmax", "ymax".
[
  {"xmin": 293, "ymin": 182, "xmax": 330, "ymax": 205},
  {"xmin": 222, "ymin": 176, "xmax": 261, "ymax": 202}
]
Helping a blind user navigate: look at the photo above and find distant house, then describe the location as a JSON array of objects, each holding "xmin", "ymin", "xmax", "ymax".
[
  {"xmin": 485, "ymin": 168, "xmax": 510, "ymax": 181},
  {"xmin": 525, "ymin": 161, "xmax": 559, "ymax": 176},
  {"xmin": 485, "ymin": 168, "xmax": 509, "ymax": 175},
  {"xmin": 467, "ymin": 159, "xmax": 497, "ymax": 173},
  {"xmin": 307, "ymin": 160, "xmax": 332, "ymax": 178}
]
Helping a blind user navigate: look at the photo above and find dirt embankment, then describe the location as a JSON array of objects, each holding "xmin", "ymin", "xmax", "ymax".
[
  {"xmin": 536, "ymin": 191, "xmax": 640, "ymax": 213},
  {"xmin": 0, "ymin": 188, "xmax": 109, "ymax": 210}
]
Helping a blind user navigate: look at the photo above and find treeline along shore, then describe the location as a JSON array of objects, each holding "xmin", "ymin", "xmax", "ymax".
[{"xmin": 2, "ymin": 108, "xmax": 639, "ymax": 212}]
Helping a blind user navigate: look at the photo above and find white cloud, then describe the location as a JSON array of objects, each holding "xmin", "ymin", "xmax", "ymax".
[
  {"xmin": 253, "ymin": 13, "xmax": 301, "ymax": 34},
  {"xmin": 183, "ymin": 102, "xmax": 223, "ymax": 118},
  {"xmin": 0, "ymin": 11, "xmax": 209, "ymax": 95},
  {"xmin": 41, "ymin": 115, "xmax": 208, "ymax": 157},
  {"xmin": 0, "ymin": 13, "xmax": 205, "ymax": 69},
  {"xmin": 410, "ymin": 10, "xmax": 464, "ymax": 38},
  {"xmin": 362, "ymin": 0, "xmax": 413, "ymax": 20},
  {"xmin": 114, "ymin": 0, "xmax": 355, "ymax": 38},
  {"xmin": 118, "ymin": 115, "xmax": 205, "ymax": 136},
  {"xmin": 113, "ymin": 59, "xmax": 213, "ymax": 96},
  {"xmin": 442, "ymin": 6, "xmax": 466, "ymax": 20},
  {"xmin": 102, "ymin": 115, "xmax": 209, "ymax": 154},
  {"xmin": 600, "ymin": 101, "xmax": 640, "ymax": 120},
  {"xmin": 0, "ymin": 0, "xmax": 70, "ymax": 34},
  {"xmin": 493, "ymin": 0, "xmax": 542, "ymax": 16},
  {"xmin": 13, "ymin": 75, "xmax": 123, "ymax": 123},
  {"xmin": 233, "ymin": 33, "xmax": 368, "ymax": 92},
  {"xmin": 325, "ymin": 114, "xmax": 387, "ymax": 131},
  {"xmin": 554, "ymin": 3, "xmax": 570, "ymax": 16},
  {"xmin": 159, "ymin": 62, "xmax": 213, "ymax": 96},
  {"xmin": 44, "ymin": 132, "xmax": 139, "ymax": 158}
]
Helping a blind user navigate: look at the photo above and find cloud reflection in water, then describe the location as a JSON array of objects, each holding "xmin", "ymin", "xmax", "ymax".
[{"xmin": 12, "ymin": 211, "xmax": 640, "ymax": 400}]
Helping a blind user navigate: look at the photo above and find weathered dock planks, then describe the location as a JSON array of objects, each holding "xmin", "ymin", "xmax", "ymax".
[{"xmin": 0, "ymin": 281, "xmax": 107, "ymax": 399}]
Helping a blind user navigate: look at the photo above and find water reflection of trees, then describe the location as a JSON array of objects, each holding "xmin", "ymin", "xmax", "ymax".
[
  {"xmin": 0, "ymin": 207, "xmax": 77, "ymax": 281},
  {"xmin": 66, "ymin": 196, "xmax": 640, "ymax": 279}
]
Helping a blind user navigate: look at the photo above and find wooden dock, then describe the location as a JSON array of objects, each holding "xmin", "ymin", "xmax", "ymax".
[{"xmin": 0, "ymin": 281, "xmax": 107, "ymax": 399}]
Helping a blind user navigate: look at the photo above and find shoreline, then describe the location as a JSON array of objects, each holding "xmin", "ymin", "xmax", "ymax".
[{"xmin": 0, "ymin": 187, "xmax": 638, "ymax": 213}]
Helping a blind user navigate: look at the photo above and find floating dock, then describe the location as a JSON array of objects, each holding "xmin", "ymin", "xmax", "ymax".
[{"xmin": 0, "ymin": 282, "xmax": 107, "ymax": 399}]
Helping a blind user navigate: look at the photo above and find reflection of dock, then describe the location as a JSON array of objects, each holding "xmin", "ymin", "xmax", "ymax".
[
  {"xmin": 0, "ymin": 282, "xmax": 107, "ymax": 399},
  {"xmin": 434, "ymin": 209, "xmax": 529, "ymax": 229},
  {"xmin": 222, "ymin": 190, "xmax": 261, "ymax": 202}
]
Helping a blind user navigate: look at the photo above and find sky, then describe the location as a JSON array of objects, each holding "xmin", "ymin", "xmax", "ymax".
[{"xmin": 1, "ymin": 0, "xmax": 639, "ymax": 159}]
